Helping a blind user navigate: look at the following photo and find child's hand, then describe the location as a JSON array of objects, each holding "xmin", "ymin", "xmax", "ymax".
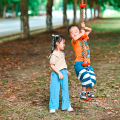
[
  {"xmin": 81, "ymin": 29, "xmax": 85, "ymax": 35},
  {"xmin": 81, "ymin": 22, "xmax": 85, "ymax": 29},
  {"xmin": 67, "ymin": 70, "xmax": 71, "ymax": 76},
  {"xmin": 58, "ymin": 72, "xmax": 64, "ymax": 80}
]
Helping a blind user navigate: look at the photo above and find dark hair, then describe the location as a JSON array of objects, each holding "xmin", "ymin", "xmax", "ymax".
[
  {"xmin": 51, "ymin": 35, "xmax": 65, "ymax": 53},
  {"xmin": 68, "ymin": 25, "xmax": 80, "ymax": 34}
]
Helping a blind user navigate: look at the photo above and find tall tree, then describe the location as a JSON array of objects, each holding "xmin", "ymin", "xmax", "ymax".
[
  {"xmin": 93, "ymin": 1, "xmax": 96, "ymax": 18},
  {"xmin": 98, "ymin": 3, "xmax": 101, "ymax": 18},
  {"xmin": 46, "ymin": 0, "xmax": 53, "ymax": 32},
  {"xmin": 88, "ymin": 0, "xmax": 94, "ymax": 19},
  {"xmin": 73, "ymin": 0, "xmax": 77, "ymax": 24},
  {"xmin": 11, "ymin": 0, "xmax": 20, "ymax": 17},
  {"xmin": 0, "ymin": 5, "xmax": 3, "ymax": 17},
  {"xmin": 63, "ymin": 0, "xmax": 68, "ymax": 27},
  {"xmin": 3, "ymin": 3, "xmax": 8, "ymax": 18},
  {"xmin": 20, "ymin": 0, "xmax": 29, "ymax": 38},
  {"xmin": 85, "ymin": 0, "xmax": 88, "ymax": 21}
]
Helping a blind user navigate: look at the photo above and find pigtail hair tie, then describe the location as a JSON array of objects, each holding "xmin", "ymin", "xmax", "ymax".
[{"xmin": 52, "ymin": 34, "xmax": 59, "ymax": 51}]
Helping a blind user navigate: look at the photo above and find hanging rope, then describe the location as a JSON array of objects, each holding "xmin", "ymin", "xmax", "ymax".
[
  {"xmin": 81, "ymin": 0, "xmax": 84, "ymax": 23},
  {"xmin": 79, "ymin": 0, "xmax": 89, "ymax": 66}
]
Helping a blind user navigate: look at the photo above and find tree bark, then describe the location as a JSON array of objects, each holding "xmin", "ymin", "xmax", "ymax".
[
  {"xmin": 20, "ymin": 0, "xmax": 30, "ymax": 39},
  {"xmin": 79, "ymin": 0, "xmax": 81, "ymax": 22},
  {"xmin": 91, "ymin": 9, "xmax": 92, "ymax": 19},
  {"xmin": 63, "ymin": 0, "xmax": 68, "ymax": 27},
  {"xmin": 12, "ymin": 3, "xmax": 16, "ymax": 17},
  {"xmin": 3, "ymin": 4, "xmax": 8, "ymax": 18},
  {"xmin": 89, "ymin": 0, "xmax": 94, "ymax": 19},
  {"xmin": 93, "ymin": 1, "xmax": 97, "ymax": 19},
  {"xmin": 98, "ymin": 4, "xmax": 101, "ymax": 18},
  {"xmin": 85, "ymin": 0, "xmax": 87, "ymax": 21},
  {"xmin": 0, "ymin": 5, "xmax": 3, "ymax": 17},
  {"xmin": 46, "ymin": 0, "xmax": 53, "ymax": 32},
  {"xmin": 73, "ymin": 0, "xmax": 77, "ymax": 24}
]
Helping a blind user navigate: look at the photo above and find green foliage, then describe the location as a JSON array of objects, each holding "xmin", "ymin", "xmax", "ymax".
[
  {"xmin": 0, "ymin": 0, "xmax": 20, "ymax": 5},
  {"xmin": 28, "ymin": 0, "xmax": 47, "ymax": 15},
  {"xmin": 68, "ymin": 0, "xmax": 72, "ymax": 4},
  {"xmin": 97, "ymin": 0, "xmax": 120, "ymax": 9}
]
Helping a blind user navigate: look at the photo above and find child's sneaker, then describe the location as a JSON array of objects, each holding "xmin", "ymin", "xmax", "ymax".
[
  {"xmin": 87, "ymin": 92, "xmax": 95, "ymax": 98},
  {"xmin": 67, "ymin": 104, "xmax": 74, "ymax": 112},
  {"xmin": 80, "ymin": 92, "xmax": 87, "ymax": 100},
  {"xmin": 49, "ymin": 109, "xmax": 56, "ymax": 113}
]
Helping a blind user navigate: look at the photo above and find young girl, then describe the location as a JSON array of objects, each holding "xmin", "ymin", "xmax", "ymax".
[{"xmin": 49, "ymin": 34, "xmax": 74, "ymax": 113}]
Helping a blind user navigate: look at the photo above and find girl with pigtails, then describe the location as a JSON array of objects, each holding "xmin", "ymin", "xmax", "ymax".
[{"xmin": 49, "ymin": 35, "xmax": 74, "ymax": 113}]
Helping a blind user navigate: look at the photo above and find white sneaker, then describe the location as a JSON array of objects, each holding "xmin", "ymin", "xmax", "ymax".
[
  {"xmin": 67, "ymin": 103, "xmax": 74, "ymax": 112},
  {"xmin": 67, "ymin": 107, "xmax": 74, "ymax": 112},
  {"xmin": 49, "ymin": 109, "xmax": 56, "ymax": 113}
]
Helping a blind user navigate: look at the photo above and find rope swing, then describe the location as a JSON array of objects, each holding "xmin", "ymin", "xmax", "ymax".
[{"xmin": 79, "ymin": 0, "xmax": 89, "ymax": 68}]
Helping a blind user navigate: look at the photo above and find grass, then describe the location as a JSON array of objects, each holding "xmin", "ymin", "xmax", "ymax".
[
  {"xmin": 103, "ymin": 10, "xmax": 120, "ymax": 18},
  {"xmin": 0, "ymin": 18, "xmax": 120, "ymax": 119},
  {"xmin": 87, "ymin": 19, "xmax": 120, "ymax": 31}
]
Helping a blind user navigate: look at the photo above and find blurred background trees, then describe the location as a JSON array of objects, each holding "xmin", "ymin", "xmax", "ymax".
[
  {"xmin": 0, "ymin": 0, "xmax": 119, "ymax": 18},
  {"xmin": 0, "ymin": 0, "xmax": 120, "ymax": 38}
]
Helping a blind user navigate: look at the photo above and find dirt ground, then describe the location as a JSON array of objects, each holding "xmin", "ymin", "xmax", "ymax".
[{"xmin": 0, "ymin": 18, "xmax": 120, "ymax": 120}]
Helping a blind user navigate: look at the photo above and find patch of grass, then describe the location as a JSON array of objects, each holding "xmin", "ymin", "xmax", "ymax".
[
  {"xmin": 67, "ymin": 64, "xmax": 71, "ymax": 69},
  {"xmin": 36, "ymin": 76, "xmax": 45, "ymax": 81},
  {"xmin": 96, "ymin": 82, "xmax": 101, "ymax": 86},
  {"xmin": 32, "ymin": 84, "xmax": 38, "ymax": 88},
  {"xmin": 2, "ymin": 79, "xmax": 7, "ymax": 85},
  {"xmin": 87, "ymin": 19, "xmax": 120, "ymax": 31},
  {"xmin": 26, "ymin": 98, "xmax": 33, "ymax": 101},
  {"xmin": 39, "ymin": 82, "xmax": 46, "ymax": 85},
  {"xmin": 98, "ymin": 88, "xmax": 105, "ymax": 92},
  {"xmin": 106, "ymin": 82, "xmax": 115, "ymax": 88},
  {"xmin": 103, "ymin": 10, "xmax": 120, "ymax": 18},
  {"xmin": 92, "ymin": 106, "xmax": 104, "ymax": 111}
]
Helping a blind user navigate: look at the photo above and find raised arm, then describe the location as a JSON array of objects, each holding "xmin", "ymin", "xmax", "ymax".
[
  {"xmin": 72, "ymin": 30, "xmax": 85, "ymax": 42},
  {"xmin": 81, "ymin": 22, "xmax": 92, "ymax": 35}
]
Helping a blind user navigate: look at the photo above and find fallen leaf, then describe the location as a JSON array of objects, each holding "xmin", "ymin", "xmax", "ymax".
[
  {"xmin": 8, "ymin": 94, "xmax": 17, "ymax": 102},
  {"xmin": 114, "ymin": 100, "xmax": 119, "ymax": 103},
  {"xmin": 106, "ymin": 94, "xmax": 110, "ymax": 97},
  {"xmin": 98, "ymin": 97, "xmax": 103, "ymax": 100},
  {"xmin": 82, "ymin": 106, "xmax": 89, "ymax": 109},
  {"xmin": 107, "ymin": 112, "xmax": 112, "ymax": 115},
  {"xmin": 32, "ymin": 80, "xmax": 36, "ymax": 83}
]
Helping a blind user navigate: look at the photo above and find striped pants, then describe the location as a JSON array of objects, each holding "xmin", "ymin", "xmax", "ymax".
[{"xmin": 74, "ymin": 62, "xmax": 96, "ymax": 88}]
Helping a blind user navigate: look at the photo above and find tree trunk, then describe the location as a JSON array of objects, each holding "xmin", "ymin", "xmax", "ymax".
[
  {"xmin": 20, "ymin": 0, "xmax": 30, "ymax": 39},
  {"xmin": 3, "ymin": 4, "xmax": 8, "ymax": 18},
  {"xmin": 46, "ymin": 0, "xmax": 53, "ymax": 32},
  {"xmin": 12, "ymin": 3, "xmax": 16, "ymax": 17},
  {"xmin": 73, "ymin": 0, "xmax": 77, "ymax": 24},
  {"xmin": 89, "ymin": 0, "xmax": 93, "ymax": 20},
  {"xmin": 63, "ymin": 0, "xmax": 68, "ymax": 27},
  {"xmin": 79, "ymin": 0, "xmax": 81, "ymax": 22},
  {"xmin": 98, "ymin": 4, "xmax": 101, "ymax": 18},
  {"xmin": 93, "ymin": 1, "xmax": 97, "ymax": 19},
  {"xmin": 0, "ymin": 5, "xmax": 3, "ymax": 17},
  {"xmin": 85, "ymin": 0, "xmax": 87, "ymax": 21}
]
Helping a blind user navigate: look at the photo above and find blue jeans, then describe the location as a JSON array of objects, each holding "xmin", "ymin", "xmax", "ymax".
[{"xmin": 49, "ymin": 69, "xmax": 69, "ymax": 110}]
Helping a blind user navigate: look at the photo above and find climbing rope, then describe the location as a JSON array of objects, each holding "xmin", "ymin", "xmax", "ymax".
[{"xmin": 79, "ymin": 0, "xmax": 89, "ymax": 67}]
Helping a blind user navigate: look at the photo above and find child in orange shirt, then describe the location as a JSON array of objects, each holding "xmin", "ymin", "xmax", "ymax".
[{"xmin": 68, "ymin": 23, "xmax": 96, "ymax": 100}]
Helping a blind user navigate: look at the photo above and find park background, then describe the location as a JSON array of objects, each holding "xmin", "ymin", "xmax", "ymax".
[{"xmin": 0, "ymin": 0, "xmax": 120, "ymax": 120}]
